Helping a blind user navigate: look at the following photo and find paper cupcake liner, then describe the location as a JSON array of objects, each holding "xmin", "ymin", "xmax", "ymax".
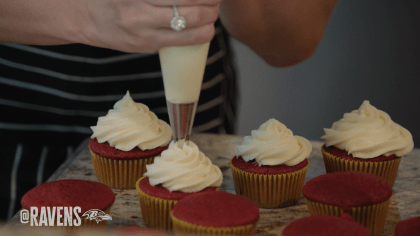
[
  {"xmin": 321, "ymin": 147, "xmax": 401, "ymax": 188},
  {"xmin": 306, "ymin": 199, "xmax": 390, "ymax": 236},
  {"xmin": 135, "ymin": 177, "xmax": 178, "ymax": 232},
  {"xmin": 230, "ymin": 159, "xmax": 308, "ymax": 209},
  {"xmin": 90, "ymin": 148, "xmax": 156, "ymax": 189},
  {"xmin": 171, "ymin": 212, "xmax": 257, "ymax": 236},
  {"xmin": 25, "ymin": 206, "xmax": 112, "ymax": 231}
]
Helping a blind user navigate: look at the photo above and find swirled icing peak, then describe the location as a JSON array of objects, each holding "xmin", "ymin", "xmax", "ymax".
[
  {"xmin": 321, "ymin": 100, "xmax": 414, "ymax": 158},
  {"xmin": 91, "ymin": 91, "xmax": 172, "ymax": 151},
  {"xmin": 236, "ymin": 119, "xmax": 312, "ymax": 166},
  {"xmin": 144, "ymin": 140, "xmax": 223, "ymax": 192}
]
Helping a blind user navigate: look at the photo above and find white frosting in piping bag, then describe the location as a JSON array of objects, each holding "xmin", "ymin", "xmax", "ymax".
[
  {"xmin": 236, "ymin": 119, "xmax": 312, "ymax": 166},
  {"xmin": 144, "ymin": 140, "xmax": 223, "ymax": 192},
  {"xmin": 321, "ymin": 100, "xmax": 414, "ymax": 158},
  {"xmin": 90, "ymin": 91, "xmax": 172, "ymax": 151}
]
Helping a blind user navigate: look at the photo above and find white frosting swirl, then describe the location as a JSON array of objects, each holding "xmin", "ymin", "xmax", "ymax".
[
  {"xmin": 321, "ymin": 100, "xmax": 414, "ymax": 158},
  {"xmin": 236, "ymin": 119, "xmax": 312, "ymax": 166},
  {"xmin": 90, "ymin": 91, "xmax": 172, "ymax": 151},
  {"xmin": 144, "ymin": 140, "xmax": 223, "ymax": 192}
]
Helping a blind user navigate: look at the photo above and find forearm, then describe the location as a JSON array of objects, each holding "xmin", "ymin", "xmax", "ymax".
[
  {"xmin": 219, "ymin": 0, "xmax": 337, "ymax": 67},
  {"xmin": 0, "ymin": 0, "xmax": 83, "ymax": 45}
]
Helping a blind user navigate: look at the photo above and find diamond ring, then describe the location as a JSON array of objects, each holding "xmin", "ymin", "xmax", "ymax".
[{"xmin": 170, "ymin": 5, "xmax": 186, "ymax": 31}]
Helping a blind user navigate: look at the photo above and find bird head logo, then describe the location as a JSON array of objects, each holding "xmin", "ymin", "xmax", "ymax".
[{"xmin": 82, "ymin": 209, "xmax": 112, "ymax": 223}]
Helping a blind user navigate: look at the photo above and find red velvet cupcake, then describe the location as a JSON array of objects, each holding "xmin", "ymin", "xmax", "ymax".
[
  {"xmin": 282, "ymin": 214, "xmax": 371, "ymax": 236},
  {"xmin": 231, "ymin": 119, "xmax": 311, "ymax": 208},
  {"xmin": 321, "ymin": 101, "xmax": 414, "ymax": 188},
  {"xmin": 112, "ymin": 227, "xmax": 167, "ymax": 235},
  {"xmin": 170, "ymin": 191, "xmax": 259, "ymax": 236},
  {"xmin": 302, "ymin": 171, "xmax": 392, "ymax": 236},
  {"xmin": 89, "ymin": 91, "xmax": 172, "ymax": 189},
  {"xmin": 136, "ymin": 140, "xmax": 223, "ymax": 232},
  {"xmin": 21, "ymin": 179, "xmax": 115, "ymax": 230},
  {"xmin": 395, "ymin": 216, "xmax": 420, "ymax": 236}
]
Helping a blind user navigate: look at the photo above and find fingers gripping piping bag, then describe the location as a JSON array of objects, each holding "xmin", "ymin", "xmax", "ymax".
[{"xmin": 159, "ymin": 42, "xmax": 210, "ymax": 141}]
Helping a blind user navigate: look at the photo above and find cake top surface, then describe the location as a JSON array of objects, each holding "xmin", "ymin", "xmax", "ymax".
[
  {"xmin": 89, "ymin": 138, "xmax": 167, "ymax": 159},
  {"xmin": 395, "ymin": 216, "xmax": 420, "ymax": 236},
  {"xmin": 231, "ymin": 156, "xmax": 308, "ymax": 175},
  {"xmin": 302, "ymin": 171, "xmax": 392, "ymax": 208},
  {"xmin": 111, "ymin": 227, "xmax": 167, "ymax": 236},
  {"xmin": 235, "ymin": 118, "xmax": 312, "ymax": 166},
  {"xmin": 143, "ymin": 140, "xmax": 223, "ymax": 193},
  {"xmin": 171, "ymin": 191, "xmax": 259, "ymax": 227},
  {"xmin": 90, "ymin": 91, "xmax": 172, "ymax": 151},
  {"xmin": 321, "ymin": 100, "xmax": 414, "ymax": 159},
  {"xmin": 282, "ymin": 215, "xmax": 371, "ymax": 236},
  {"xmin": 21, "ymin": 179, "xmax": 115, "ymax": 214},
  {"xmin": 322, "ymin": 145, "xmax": 399, "ymax": 162},
  {"xmin": 137, "ymin": 177, "xmax": 217, "ymax": 200}
]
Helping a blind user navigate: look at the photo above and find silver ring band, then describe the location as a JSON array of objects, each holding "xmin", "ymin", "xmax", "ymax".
[{"xmin": 170, "ymin": 5, "xmax": 186, "ymax": 31}]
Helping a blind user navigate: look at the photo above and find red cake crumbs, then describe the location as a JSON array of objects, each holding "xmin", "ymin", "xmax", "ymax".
[
  {"xmin": 302, "ymin": 171, "xmax": 392, "ymax": 208},
  {"xmin": 138, "ymin": 177, "xmax": 217, "ymax": 201},
  {"xmin": 112, "ymin": 227, "xmax": 167, "ymax": 235},
  {"xmin": 323, "ymin": 145, "xmax": 400, "ymax": 162},
  {"xmin": 171, "ymin": 191, "xmax": 260, "ymax": 227},
  {"xmin": 395, "ymin": 216, "xmax": 420, "ymax": 236},
  {"xmin": 282, "ymin": 215, "xmax": 371, "ymax": 236},
  {"xmin": 231, "ymin": 156, "xmax": 308, "ymax": 175},
  {"xmin": 89, "ymin": 138, "xmax": 168, "ymax": 160},
  {"xmin": 21, "ymin": 179, "xmax": 115, "ymax": 214}
]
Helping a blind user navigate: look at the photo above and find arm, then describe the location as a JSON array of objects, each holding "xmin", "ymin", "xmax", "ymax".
[
  {"xmin": 0, "ymin": 0, "xmax": 221, "ymax": 53},
  {"xmin": 219, "ymin": 0, "xmax": 337, "ymax": 67}
]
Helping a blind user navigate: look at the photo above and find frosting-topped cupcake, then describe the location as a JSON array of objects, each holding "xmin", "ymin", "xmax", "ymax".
[
  {"xmin": 136, "ymin": 140, "xmax": 222, "ymax": 232},
  {"xmin": 89, "ymin": 91, "xmax": 172, "ymax": 189},
  {"xmin": 321, "ymin": 100, "xmax": 414, "ymax": 188},
  {"xmin": 230, "ymin": 118, "xmax": 311, "ymax": 208}
]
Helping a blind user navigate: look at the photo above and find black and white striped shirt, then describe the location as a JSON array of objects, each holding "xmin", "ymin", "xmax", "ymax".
[{"xmin": 0, "ymin": 20, "xmax": 237, "ymax": 221}]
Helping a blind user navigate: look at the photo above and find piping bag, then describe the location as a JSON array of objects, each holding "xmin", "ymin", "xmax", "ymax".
[{"xmin": 159, "ymin": 42, "xmax": 210, "ymax": 142}]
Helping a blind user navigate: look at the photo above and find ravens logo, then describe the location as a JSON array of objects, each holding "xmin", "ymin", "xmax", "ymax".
[{"xmin": 82, "ymin": 209, "xmax": 112, "ymax": 223}]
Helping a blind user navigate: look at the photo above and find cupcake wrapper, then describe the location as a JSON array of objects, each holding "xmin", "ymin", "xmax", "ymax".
[
  {"xmin": 90, "ymin": 148, "xmax": 156, "ymax": 189},
  {"xmin": 25, "ymin": 206, "xmax": 112, "ymax": 231},
  {"xmin": 321, "ymin": 147, "xmax": 401, "ymax": 188},
  {"xmin": 306, "ymin": 199, "xmax": 390, "ymax": 236},
  {"xmin": 135, "ymin": 177, "xmax": 177, "ymax": 232},
  {"xmin": 171, "ymin": 212, "xmax": 257, "ymax": 236},
  {"xmin": 230, "ymin": 159, "xmax": 308, "ymax": 209}
]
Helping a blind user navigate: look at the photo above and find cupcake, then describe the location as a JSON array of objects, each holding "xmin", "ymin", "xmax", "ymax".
[
  {"xmin": 282, "ymin": 214, "xmax": 371, "ymax": 236},
  {"xmin": 136, "ymin": 140, "xmax": 223, "ymax": 232},
  {"xmin": 21, "ymin": 179, "xmax": 115, "ymax": 230},
  {"xmin": 112, "ymin": 227, "xmax": 167, "ymax": 235},
  {"xmin": 90, "ymin": 91, "xmax": 172, "ymax": 189},
  {"xmin": 170, "ymin": 191, "xmax": 259, "ymax": 236},
  {"xmin": 321, "ymin": 100, "xmax": 414, "ymax": 188},
  {"xmin": 395, "ymin": 216, "xmax": 420, "ymax": 236},
  {"xmin": 230, "ymin": 118, "xmax": 312, "ymax": 208},
  {"xmin": 302, "ymin": 171, "xmax": 392, "ymax": 236}
]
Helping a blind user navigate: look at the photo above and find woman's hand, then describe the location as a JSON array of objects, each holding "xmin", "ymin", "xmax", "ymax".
[{"xmin": 0, "ymin": 0, "xmax": 221, "ymax": 53}]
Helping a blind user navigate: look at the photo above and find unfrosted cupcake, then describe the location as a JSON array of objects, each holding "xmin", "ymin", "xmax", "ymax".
[
  {"xmin": 111, "ymin": 227, "xmax": 167, "ymax": 235},
  {"xmin": 171, "ymin": 191, "xmax": 259, "ymax": 236},
  {"xmin": 136, "ymin": 140, "xmax": 223, "ymax": 232},
  {"xmin": 230, "ymin": 118, "xmax": 312, "ymax": 208},
  {"xmin": 303, "ymin": 171, "xmax": 392, "ymax": 236},
  {"xmin": 321, "ymin": 100, "xmax": 414, "ymax": 188},
  {"xmin": 21, "ymin": 179, "xmax": 115, "ymax": 230},
  {"xmin": 395, "ymin": 216, "xmax": 420, "ymax": 236},
  {"xmin": 282, "ymin": 214, "xmax": 371, "ymax": 236},
  {"xmin": 89, "ymin": 91, "xmax": 172, "ymax": 189}
]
